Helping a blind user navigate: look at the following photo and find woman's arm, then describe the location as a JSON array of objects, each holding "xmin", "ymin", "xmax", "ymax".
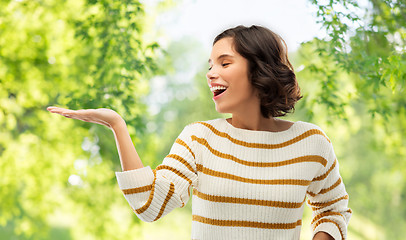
[
  {"xmin": 111, "ymin": 119, "xmax": 143, "ymax": 171},
  {"xmin": 115, "ymin": 123, "xmax": 198, "ymax": 222},
  {"xmin": 48, "ymin": 106, "xmax": 197, "ymax": 222},
  {"xmin": 47, "ymin": 106, "xmax": 143, "ymax": 171},
  {"xmin": 306, "ymin": 138, "xmax": 351, "ymax": 240}
]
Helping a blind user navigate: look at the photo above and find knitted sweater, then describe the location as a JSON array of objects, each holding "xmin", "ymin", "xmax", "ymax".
[{"xmin": 115, "ymin": 118, "xmax": 351, "ymax": 240}]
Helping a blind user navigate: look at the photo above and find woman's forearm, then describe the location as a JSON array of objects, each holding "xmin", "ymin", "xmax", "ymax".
[{"xmin": 111, "ymin": 119, "xmax": 144, "ymax": 171}]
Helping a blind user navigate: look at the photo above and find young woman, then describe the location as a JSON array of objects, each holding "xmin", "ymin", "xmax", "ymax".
[{"xmin": 48, "ymin": 25, "xmax": 351, "ymax": 240}]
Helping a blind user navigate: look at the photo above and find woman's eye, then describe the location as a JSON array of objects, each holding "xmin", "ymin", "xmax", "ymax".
[
  {"xmin": 208, "ymin": 66, "xmax": 212, "ymax": 70},
  {"xmin": 222, "ymin": 63, "xmax": 230, "ymax": 67}
]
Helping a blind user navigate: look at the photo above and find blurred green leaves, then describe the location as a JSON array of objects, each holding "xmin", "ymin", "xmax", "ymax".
[
  {"xmin": 0, "ymin": 0, "xmax": 164, "ymax": 239},
  {"xmin": 308, "ymin": 0, "xmax": 405, "ymax": 120}
]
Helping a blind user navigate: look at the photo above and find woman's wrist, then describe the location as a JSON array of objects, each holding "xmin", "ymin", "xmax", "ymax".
[{"xmin": 110, "ymin": 117, "xmax": 126, "ymax": 130}]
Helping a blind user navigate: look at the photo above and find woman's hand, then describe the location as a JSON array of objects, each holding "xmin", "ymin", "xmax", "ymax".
[
  {"xmin": 47, "ymin": 106, "xmax": 124, "ymax": 130},
  {"xmin": 48, "ymin": 106, "xmax": 143, "ymax": 170},
  {"xmin": 313, "ymin": 232, "xmax": 334, "ymax": 240}
]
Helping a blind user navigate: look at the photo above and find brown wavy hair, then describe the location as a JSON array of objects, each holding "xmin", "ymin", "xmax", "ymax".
[{"xmin": 213, "ymin": 25, "xmax": 302, "ymax": 118}]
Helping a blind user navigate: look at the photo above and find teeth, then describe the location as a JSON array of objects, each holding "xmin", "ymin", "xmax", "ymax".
[{"xmin": 210, "ymin": 86, "xmax": 227, "ymax": 92}]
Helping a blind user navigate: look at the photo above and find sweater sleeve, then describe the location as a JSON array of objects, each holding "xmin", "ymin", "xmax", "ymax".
[
  {"xmin": 306, "ymin": 139, "xmax": 352, "ymax": 240},
  {"xmin": 115, "ymin": 124, "xmax": 198, "ymax": 222}
]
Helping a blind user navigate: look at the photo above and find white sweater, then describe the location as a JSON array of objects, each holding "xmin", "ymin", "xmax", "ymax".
[{"xmin": 116, "ymin": 119, "xmax": 351, "ymax": 240}]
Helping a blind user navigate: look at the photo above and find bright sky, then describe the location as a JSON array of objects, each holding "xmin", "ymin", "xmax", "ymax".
[{"xmin": 154, "ymin": 0, "xmax": 324, "ymax": 52}]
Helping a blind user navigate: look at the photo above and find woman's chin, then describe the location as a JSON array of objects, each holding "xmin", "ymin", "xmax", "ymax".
[{"xmin": 214, "ymin": 105, "xmax": 231, "ymax": 115}]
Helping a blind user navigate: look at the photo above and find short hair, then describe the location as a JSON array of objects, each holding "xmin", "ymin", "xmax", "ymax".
[{"xmin": 213, "ymin": 25, "xmax": 302, "ymax": 118}]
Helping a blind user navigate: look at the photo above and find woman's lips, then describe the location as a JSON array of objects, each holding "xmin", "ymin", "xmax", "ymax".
[
  {"xmin": 213, "ymin": 90, "xmax": 226, "ymax": 100},
  {"xmin": 209, "ymin": 84, "xmax": 228, "ymax": 100},
  {"xmin": 212, "ymin": 88, "xmax": 227, "ymax": 100}
]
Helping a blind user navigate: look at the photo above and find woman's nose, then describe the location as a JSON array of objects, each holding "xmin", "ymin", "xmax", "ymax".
[{"xmin": 206, "ymin": 69, "xmax": 219, "ymax": 81}]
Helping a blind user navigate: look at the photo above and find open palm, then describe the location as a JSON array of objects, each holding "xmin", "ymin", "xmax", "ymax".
[{"xmin": 47, "ymin": 106, "xmax": 124, "ymax": 129}]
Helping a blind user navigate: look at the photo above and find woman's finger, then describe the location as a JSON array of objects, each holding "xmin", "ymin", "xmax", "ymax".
[{"xmin": 48, "ymin": 107, "xmax": 71, "ymax": 115}]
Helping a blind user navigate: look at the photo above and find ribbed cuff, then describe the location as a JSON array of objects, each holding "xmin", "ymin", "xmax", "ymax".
[
  {"xmin": 115, "ymin": 166, "xmax": 154, "ymax": 190},
  {"xmin": 313, "ymin": 221, "xmax": 343, "ymax": 240}
]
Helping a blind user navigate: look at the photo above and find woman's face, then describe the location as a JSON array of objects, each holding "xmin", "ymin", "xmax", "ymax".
[{"xmin": 207, "ymin": 37, "xmax": 260, "ymax": 115}]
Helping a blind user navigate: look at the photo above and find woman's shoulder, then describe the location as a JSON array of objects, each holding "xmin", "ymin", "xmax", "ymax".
[
  {"xmin": 186, "ymin": 118, "xmax": 222, "ymax": 126},
  {"xmin": 184, "ymin": 118, "xmax": 224, "ymax": 132},
  {"xmin": 178, "ymin": 118, "xmax": 219, "ymax": 132},
  {"xmin": 295, "ymin": 120, "xmax": 321, "ymax": 129},
  {"xmin": 294, "ymin": 120, "xmax": 331, "ymax": 144}
]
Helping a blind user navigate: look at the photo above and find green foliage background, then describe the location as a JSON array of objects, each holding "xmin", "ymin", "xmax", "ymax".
[
  {"xmin": 0, "ymin": 0, "xmax": 163, "ymax": 239},
  {"xmin": 0, "ymin": 0, "xmax": 404, "ymax": 239}
]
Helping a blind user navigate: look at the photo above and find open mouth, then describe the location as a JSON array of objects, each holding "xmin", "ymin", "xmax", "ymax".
[{"xmin": 211, "ymin": 85, "xmax": 228, "ymax": 97}]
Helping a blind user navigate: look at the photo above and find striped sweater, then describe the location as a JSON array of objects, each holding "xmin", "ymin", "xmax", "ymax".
[{"xmin": 116, "ymin": 118, "xmax": 351, "ymax": 240}]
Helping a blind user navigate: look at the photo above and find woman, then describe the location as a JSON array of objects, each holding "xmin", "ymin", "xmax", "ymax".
[{"xmin": 48, "ymin": 25, "xmax": 351, "ymax": 240}]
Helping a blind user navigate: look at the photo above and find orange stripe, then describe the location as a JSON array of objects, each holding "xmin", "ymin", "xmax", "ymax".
[
  {"xmin": 193, "ymin": 189, "xmax": 305, "ymax": 208},
  {"xmin": 192, "ymin": 215, "xmax": 302, "ymax": 229},
  {"xmin": 307, "ymin": 177, "xmax": 342, "ymax": 197},
  {"xmin": 196, "ymin": 164, "xmax": 311, "ymax": 186},
  {"xmin": 307, "ymin": 191, "xmax": 316, "ymax": 197},
  {"xmin": 312, "ymin": 159, "xmax": 337, "ymax": 181},
  {"xmin": 308, "ymin": 195, "xmax": 349, "ymax": 210},
  {"xmin": 153, "ymin": 182, "xmax": 175, "ymax": 221},
  {"xmin": 156, "ymin": 165, "xmax": 193, "ymax": 185},
  {"xmin": 319, "ymin": 178, "xmax": 342, "ymax": 194},
  {"xmin": 175, "ymin": 138, "xmax": 196, "ymax": 159},
  {"xmin": 192, "ymin": 136, "xmax": 327, "ymax": 167},
  {"xmin": 311, "ymin": 211, "xmax": 344, "ymax": 225},
  {"xmin": 122, "ymin": 184, "xmax": 152, "ymax": 195},
  {"xmin": 134, "ymin": 170, "xmax": 157, "ymax": 214},
  {"xmin": 166, "ymin": 154, "xmax": 195, "ymax": 173},
  {"xmin": 195, "ymin": 121, "xmax": 330, "ymax": 149},
  {"xmin": 313, "ymin": 218, "xmax": 344, "ymax": 240}
]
